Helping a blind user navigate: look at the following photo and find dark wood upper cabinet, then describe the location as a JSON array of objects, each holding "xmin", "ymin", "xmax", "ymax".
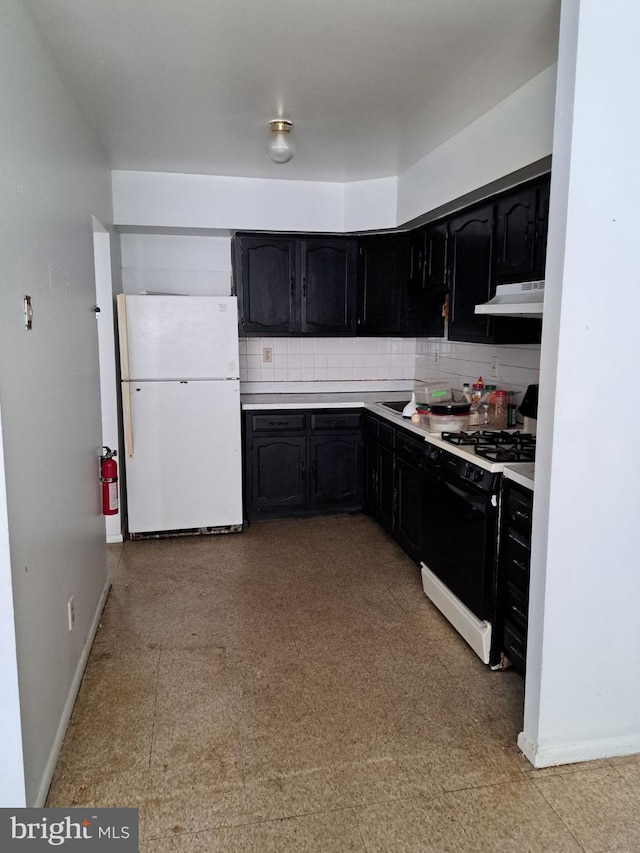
[
  {"xmin": 404, "ymin": 224, "xmax": 447, "ymax": 336},
  {"xmin": 235, "ymin": 234, "xmax": 356, "ymax": 335},
  {"xmin": 300, "ymin": 238, "xmax": 357, "ymax": 335},
  {"xmin": 534, "ymin": 175, "xmax": 551, "ymax": 280},
  {"xmin": 493, "ymin": 176, "xmax": 551, "ymax": 284},
  {"xmin": 357, "ymin": 234, "xmax": 408, "ymax": 335},
  {"xmin": 234, "ymin": 235, "xmax": 297, "ymax": 334},
  {"xmin": 448, "ymin": 204, "xmax": 494, "ymax": 343},
  {"xmin": 233, "ymin": 172, "xmax": 549, "ymax": 344},
  {"xmin": 493, "ymin": 186, "xmax": 538, "ymax": 282},
  {"xmin": 425, "ymin": 222, "xmax": 449, "ymax": 293}
]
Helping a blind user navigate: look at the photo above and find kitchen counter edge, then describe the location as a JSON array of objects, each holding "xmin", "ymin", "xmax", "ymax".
[
  {"xmin": 502, "ymin": 463, "xmax": 535, "ymax": 491},
  {"xmin": 241, "ymin": 392, "xmax": 509, "ymax": 473}
]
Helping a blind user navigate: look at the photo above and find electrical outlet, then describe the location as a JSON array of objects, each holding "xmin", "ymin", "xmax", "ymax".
[
  {"xmin": 68, "ymin": 596, "xmax": 75, "ymax": 631},
  {"xmin": 262, "ymin": 347, "xmax": 273, "ymax": 363},
  {"xmin": 489, "ymin": 355, "xmax": 499, "ymax": 379}
]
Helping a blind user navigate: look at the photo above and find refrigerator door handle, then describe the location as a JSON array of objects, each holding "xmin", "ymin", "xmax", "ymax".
[
  {"xmin": 122, "ymin": 382, "xmax": 134, "ymax": 458},
  {"xmin": 116, "ymin": 294, "xmax": 130, "ymax": 382}
]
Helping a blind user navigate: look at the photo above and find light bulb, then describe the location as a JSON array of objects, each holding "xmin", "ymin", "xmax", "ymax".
[{"xmin": 267, "ymin": 119, "xmax": 294, "ymax": 164}]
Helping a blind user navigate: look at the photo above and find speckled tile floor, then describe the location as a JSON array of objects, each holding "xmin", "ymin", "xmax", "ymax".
[{"xmin": 47, "ymin": 515, "xmax": 640, "ymax": 851}]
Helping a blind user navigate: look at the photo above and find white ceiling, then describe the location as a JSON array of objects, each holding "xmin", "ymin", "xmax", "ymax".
[{"xmin": 23, "ymin": 0, "xmax": 560, "ymax": 183}]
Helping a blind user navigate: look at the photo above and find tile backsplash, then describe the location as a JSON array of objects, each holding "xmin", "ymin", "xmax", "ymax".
[
  {"xmin": 415, "ymin": 339, "xmax": 540, "ymax": 404},
  {"xmin": 240, "ymin": 336, "xmax": 540, "ymax": 404},
  {"xmin": 239, "ymin": 337, "xmax": 418, "ymax": 383}
]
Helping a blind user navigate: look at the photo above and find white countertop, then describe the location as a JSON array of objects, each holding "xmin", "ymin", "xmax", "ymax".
[
  {"xmin": 240, "ymin": 391, "xmax": 410, "ymax": 409},
  {"xmin": 241, "ymin": 391, "xmax": 524, "ymax": 475},
  {"xmin": 502, "ymin": 463, "xmax": 535, "ymax": 491}
]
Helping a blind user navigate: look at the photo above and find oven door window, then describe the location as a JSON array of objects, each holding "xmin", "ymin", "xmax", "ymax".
[{"xmin": 422, "ymin": 468, "xmax": 497, "ymax": 620}]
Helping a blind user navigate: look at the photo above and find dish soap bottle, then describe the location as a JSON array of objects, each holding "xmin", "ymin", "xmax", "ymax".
[{"xmin": 402, "ymin": 392, "xmax": 418, "ymax": 418}]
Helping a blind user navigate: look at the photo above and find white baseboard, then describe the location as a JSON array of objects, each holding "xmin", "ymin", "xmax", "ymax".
[
  {"xmin": 33, "ymin": 576, "xmax": 112, "ymax": 807},
  {"xmin": 518, "ymin": 729, "xmax": 640, "ymax": 768}
]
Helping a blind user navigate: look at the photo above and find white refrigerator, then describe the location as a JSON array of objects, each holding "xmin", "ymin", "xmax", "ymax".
[{"xmin": 117, "ymin": 294, "xmax": 243, "ymax": 536}]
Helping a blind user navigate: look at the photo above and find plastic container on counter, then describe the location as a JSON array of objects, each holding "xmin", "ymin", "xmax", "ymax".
[
  {"xmin": 427, "ymin": 413, "xmax": 470, "ymax": 432},
  {"xmin": 423, "ymin": 380, "xmax": 452, "ymax": 406},
  {"xmin": 425, "ymin": 401, "xmax": 471, "ymax": 433}
]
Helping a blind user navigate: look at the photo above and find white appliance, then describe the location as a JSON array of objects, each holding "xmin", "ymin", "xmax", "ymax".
[
  {"xmin": 475, "ymin": 280, "xmax": 545, "ymax": 317},
  {"xmin": 117, "ymin": 294, "xmax": 243, "ymax": 536}
]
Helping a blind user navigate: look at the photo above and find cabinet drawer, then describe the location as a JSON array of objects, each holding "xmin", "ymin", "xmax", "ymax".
[
  {"xmin": 505, "ymin": 489, "xmax": 533, "ymax": 535},
  {"xmin": 503, "ymin": 530, "xmax": 531, "ymax": 591},
  {"xmin": 251, "ymin": 413, "xmax": 306, "ymax": 433},
  {"xmin": 395, "ymin": 431, "xmax": 425, "ymax": 465},
  {"xmin": 504, "ymin": 580, "xmax": 529, "ymax": 632},
  {"xmin": 503, "ymin": 620, "xmax": 527, "ymax": 673},
  {"xmin": 378, "ymin": 421, "xmax": 395, "ymax": 450},
  {"xmin": 311, "ymin": 411, "xmax": 361, "ymax": 432}
]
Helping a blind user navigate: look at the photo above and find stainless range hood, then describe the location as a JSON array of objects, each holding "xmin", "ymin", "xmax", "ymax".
[{"xmin": 475, "ymin": 281, "xmax": 545, "ymax": 318}]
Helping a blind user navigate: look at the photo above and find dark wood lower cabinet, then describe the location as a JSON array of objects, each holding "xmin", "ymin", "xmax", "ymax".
[
  {"xmin": 376, "ymin": 444, "xmax": 396, "ymax": 533},
  {"xmin": 362, "ymin": 412, "xmax": 427, "ymax": 565},
  {"xmin": 250, "ymin": 436, "xmax": 307, "ymax": 514},
  {"xmin": 362, "ymin": 434, "xmax": 378, "ymax": 517},
  {"xmin": 244, "ymin": 409, "xmax": 362, "ymax": 520},
  {"xmin": 496, "ymin": 480, "xmax": 533, "ymax": 675},
  {"xmin": 394, "ymin": 450, "xmax": 424, "ymax": 564},
  {"xmin": 309, "ymin": 434, "xmax": 362, "ymax": 508}
]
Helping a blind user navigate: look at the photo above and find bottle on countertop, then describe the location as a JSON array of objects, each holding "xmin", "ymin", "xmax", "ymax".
[
  {"xmin": 507, "ymin": 391, "xmax": 517, "ymax": 428},
  {"xmin": 469, "ymin": 377, "xmax": 484, "ymax": 426},
  {"xmin": 471, "ymin": 377, "xmax": 484, "ymax": 404},
  {"xmin": 494, "ymin": 389, "xmax": 508, "ymax": 430},
  {"xmin": 484, "ymin": 384, "xmax": 497, "ymax": 427},
  {"xmin": 462, "ymin": 383, "xmax": 471, "ymax": 403}
]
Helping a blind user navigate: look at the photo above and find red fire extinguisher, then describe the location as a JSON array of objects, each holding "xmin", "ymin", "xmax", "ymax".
[{"xmin": 100, "ymin": 447, "xmax": 119, "ymax": 516}]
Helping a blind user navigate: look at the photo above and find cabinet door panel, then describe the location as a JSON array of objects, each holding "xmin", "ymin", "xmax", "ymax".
[
  {"xmin": 405, "ymin": 224, "xmax": 446, "ymax": 337},
  {"xmin": 448, "ymin": 205, "xmax": 493, "ymax": 343},
  {"xmin": 236, "ymin": 236, "xmax": 297, "ymax": 334},
  {"xmin": 394, "ymin": 456, "xmax": 422, "ymax": 562},
  {"xmin": 301, "ymin": 239, "xmax": 356, "ymax": 334},
  {"xmin": 251, "ymin": 436, "xmax": 306, "ymax": 512},
  {"xmin": 494, "ymin": 188, "xmax": 537, "ymax": 281},
  {"xmin": 309, "ymin": 434, "xmax": 362, "ymax": 506},
  {"xmin": 425, "ymin": 222, "xmax": 449, "ymax": 293},
  {"xmin": 363, "ymin": 435, "xmax": 378, "ymax": 516},
  {"xmin": 357, "ymin": 236, "xmax": 407, "ymax": 335},
  {"xmin": 534, "ymin": 176, "xmax": 551, "ymax": 280},
  {"xmin": 377, "ymin": 444, "xmax": 395, "ymax": 532}
]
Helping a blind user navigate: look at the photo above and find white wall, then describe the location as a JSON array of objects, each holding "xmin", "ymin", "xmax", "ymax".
[
  {"xmin": 0, "ymin": 403, "xmax": 26, "ymax": 806},
  {"xmin": 112, "ymin": 171, "xmax": 346, "ymax": 232},
  {"xmin": 0, "ymin": 0, "xmax": 112, "ymax": 805},
  {"xmin": 344, "ymin": 177, "xmax": 398, "ymax": 232},
  {"xmin": 396, "ymin": 65, "xmax": 557, "ymax": 225},
  {"xmin": 121, "ymin": 233, "xmax": 232, "ymax": 296},
  {"xmin": 520, "ymin": 0, "xmax": 640, "ymax": 767},
  {"xmin": 112, "ymin": 67, "xmax": 556, "ymax": 234},
  {"xmin": 93, "ymin": 220, "xmax": 122, "ymax": 543}
]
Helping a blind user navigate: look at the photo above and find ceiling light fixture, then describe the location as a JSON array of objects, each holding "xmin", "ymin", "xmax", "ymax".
[{"xmin": 267, "ymin": 119, "xmax": 294, "ymax": 164}]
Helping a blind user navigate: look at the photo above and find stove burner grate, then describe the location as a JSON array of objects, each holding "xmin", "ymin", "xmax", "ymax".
[
  {"xmin": 474, "ymin": 446, "xmax": 536, "ymax": 463},
  {"xmin": 441, "ymin": 430, "xmax": 536, "ymax": 461}
]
